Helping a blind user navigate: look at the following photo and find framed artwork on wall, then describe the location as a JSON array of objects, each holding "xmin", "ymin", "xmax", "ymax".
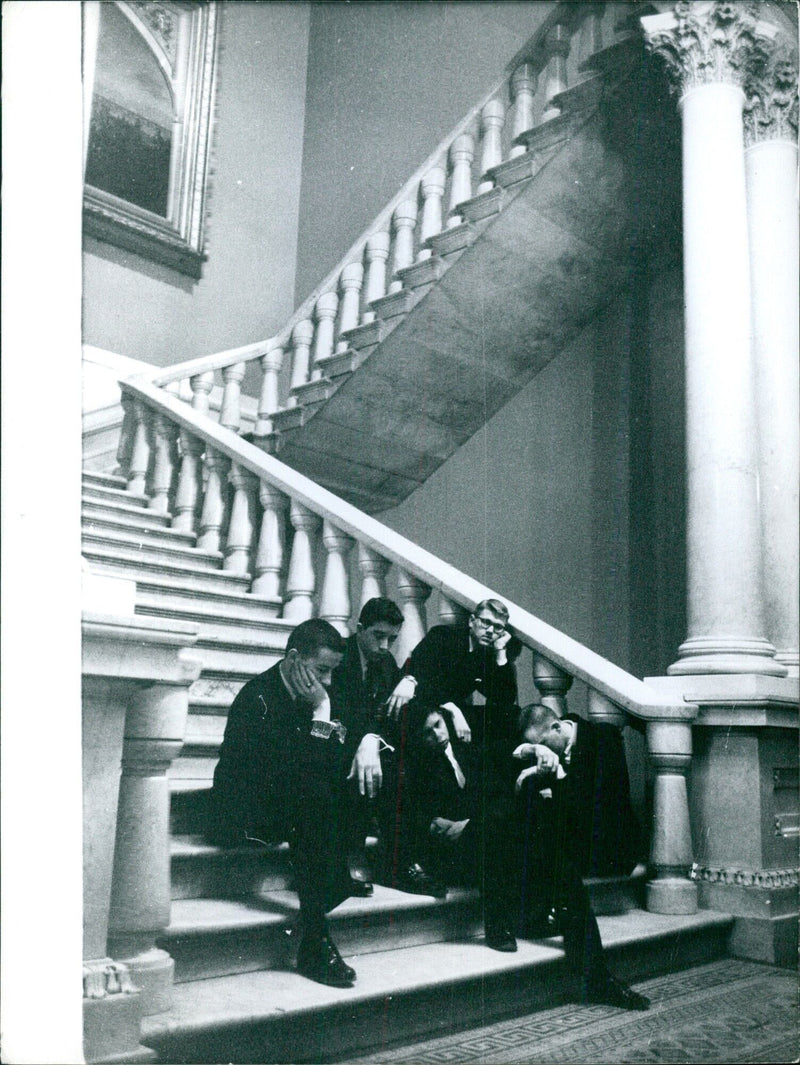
[{"xmin": 83, "ymin": 0, "xmax": 220, "ymax": 278}]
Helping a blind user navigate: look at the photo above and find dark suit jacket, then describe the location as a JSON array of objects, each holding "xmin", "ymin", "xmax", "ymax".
[
  {"xmin": 552, "ymin": 716, "xmax": 640, "ymax": 877},
  {"xmin": 207, "ymin": 662, "xmax": 345, "ymax": 846},
  {"xmin": 408, "ymin": 623, "xmax": 520, "ymax": 776},
  {"xmin": 329, "ymin": 634, "xmax": 401, "ymax": 759}
]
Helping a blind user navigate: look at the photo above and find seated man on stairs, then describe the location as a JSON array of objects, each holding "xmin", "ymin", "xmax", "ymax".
[
  {"xmin": 509, "ymin": 704, "xmax": 650, "ymax": 1011},
  {"xmin": 328, "ymin": 596, "xmax": 404, "ymax": 896},
  {"xmin": 207, "ymin": 619, "xmax": 363, "ymax": 989}
]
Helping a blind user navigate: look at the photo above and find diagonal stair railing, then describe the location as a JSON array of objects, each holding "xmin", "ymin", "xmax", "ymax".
[
  {"xmin": 116, "ymin": 372, "xmax": 699, "ymax": 920},
  {"xmin": 121, "ymin": 2, "xmax": 651, "ymax": 455}
]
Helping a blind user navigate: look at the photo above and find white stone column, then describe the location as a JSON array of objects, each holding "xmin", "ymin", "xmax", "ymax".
[
  {"xmin": 642, "ymin": 2, "xmax": 783, "ymax": 677},
  {"xmin": 744, "ymin": 50, "xmax": 799, "ymax": 675}
]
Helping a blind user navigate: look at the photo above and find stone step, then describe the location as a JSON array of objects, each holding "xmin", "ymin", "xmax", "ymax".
[
  {"xmin": 188, "ymin": 673, "xmax": 250, "ymax": 710},
  {"xmin": 142, "ymin": 910, "xmax": 733, "ymax": 1064},
  {"xmin": 161, "ymin": 886, "xmax": 484, "ymax": 984},
  {"xmin": 130, "ymin": 576, "xmax": 285, "ymax": 627},
  {"xmin": 82, "ymin": 529, "xmax": 223, "ymax": 570},
  {"xmin": 83, "ymin": 511, "xmax": 197, "ymax": 546},
  {"xmin": 82, "ymin": 482, "xmax": 151, "ymax": 508},
  {"xmin": 190, "ymin": 631, "xmax": 286, "ymax": 675},
  {"xmin": 82, "ymin": 554, "xmax": 252, "ymax": 595},
  {"xmin": 82, "ymin": 470, "xmax": 129, "ymax": 491},
  {"xmin": 136, "ymin": 603, "xmax": 286, "ymax": 644},
  {"xmin": 81, "ymin": 495, "xmax": 173, "ymax": 526}
]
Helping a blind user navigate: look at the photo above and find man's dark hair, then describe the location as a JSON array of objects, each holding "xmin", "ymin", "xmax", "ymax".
[
  {"xmin": 286, "ymin": 618, "xmax": 345, "ymax": 657},
  {"xmin": 518, "ymin": 702, "xmax": 558, "ymax": 740},
  {"xmin": 358, "ymin": 596, "xmax": 403, "ymax": 629}
]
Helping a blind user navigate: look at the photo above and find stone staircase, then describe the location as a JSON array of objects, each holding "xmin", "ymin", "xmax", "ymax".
[{"xmin": 82, "ymin": 469, "xmax": 733, "ymax": 1063}]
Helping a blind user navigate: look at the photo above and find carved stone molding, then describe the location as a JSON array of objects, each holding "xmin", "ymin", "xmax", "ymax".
[
  {"xmin": 83, "ymin": 958, "xmax": 138, "ymax": 1000},
  {"xmin": 642, "ymin": 1, "xmax": 777, "ymax": 96},
  {"xmin": 691, "ymin": 862, "xmax": 799, "ymax": 888},
  {"xmin": 744, "ymin": 47, "xmax": 799, "ymax": 145}
]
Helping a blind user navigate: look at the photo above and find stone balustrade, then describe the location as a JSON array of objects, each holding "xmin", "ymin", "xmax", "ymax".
[
  {"xmin": 116, "ymin": 372, "xmax": 702, "ymax": 917},
  {"xmin": 144, "ymin": 2, "xmax": 629, "ymax": 440},
  {"xmin": 82, "ymin": 611, "xmax": 201, "ymax": 1060}
]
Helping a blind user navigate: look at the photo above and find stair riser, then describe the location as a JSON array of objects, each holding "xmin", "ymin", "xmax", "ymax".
[
  {"xmin": 83, "ymin": 484, "xmax": 149, "ymax": 507},
  {"xmin": 82, "ymin": 471, "xmax": 128, "ymax": 491},
  {"xmin": 136, "ymin": 590, "xmax": 283, "ymax": 627},
  {"xmin": 138, "ymin": 609, "xmax": 284, "ymax": 644},
  {"xmin": 145, "ymin": 921, "xmax": 732, "ymax": 1064},
  {"xmin": 82, "ymin": 499, "xmax": 172, "ymax": 527},
  {"xmin": 82, "ymin": 536, "xmax": 221, "ymax": 571},
  {"xmin": 172, "ymin": 852, "xmax": 292, "ymax": 900},
  {"xmin": 83, "ymin": 556, "xmax": 251, "ymax": 594},
  {"xmin": 83, "ymin": 514, "xmax": 196, "ymax": 545},
  {"xmin": 162, "ymin": 896, "xmax": 482, "ymax": 983}
]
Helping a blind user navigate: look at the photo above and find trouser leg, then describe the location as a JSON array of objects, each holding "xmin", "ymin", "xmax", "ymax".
[{"xmin": 289, "ymin": 777, "xmax": 351, "ymax": 937}]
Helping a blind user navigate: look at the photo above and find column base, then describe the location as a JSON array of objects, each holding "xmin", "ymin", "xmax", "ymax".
[
  {"xmin": 108, "ymin": 946, "xmax": 175, "ymax": 1016},
  {"xmin": 696, "ymin": 877, "xmax": 798, "ymax": 968},
  {"xmin": 646, "ymin": 876, "xmax": 698, "ymax": 915},
  {"xmin": 83, "ymin": 959, "xmax": 144, "ymax": 1064},
  {"xmin": 668, "ymin": 636, "xmax": 786, "ymax": 677}
]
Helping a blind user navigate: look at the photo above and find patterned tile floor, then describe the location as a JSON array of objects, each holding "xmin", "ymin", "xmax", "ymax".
[{"xmin": 338, "ymin": 959, "xmax": 798, "ymax": 1065}]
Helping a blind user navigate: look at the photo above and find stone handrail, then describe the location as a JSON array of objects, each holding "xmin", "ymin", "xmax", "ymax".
[{"xmin": 141, "ymin": 2, "xmax": 637, "ymax": 436}]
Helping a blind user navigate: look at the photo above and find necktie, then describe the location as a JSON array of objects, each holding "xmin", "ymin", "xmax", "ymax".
[{"xmin": 444, "ymin": 744, "xmax": 466, "ymax": 789}]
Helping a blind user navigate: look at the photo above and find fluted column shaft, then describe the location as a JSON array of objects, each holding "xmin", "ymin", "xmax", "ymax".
[
  {"xmin": 643, "ymin": 3, "xmax": 782, "ymax": 677},
  {"xmin": 744, "ymin": 53, "xmax": 799, "ymax": 674}
]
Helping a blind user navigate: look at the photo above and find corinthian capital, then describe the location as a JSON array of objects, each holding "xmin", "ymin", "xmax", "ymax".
[
  {"xmin": 642, "ymin": 1, "xmax": 778, "ymax": 97},
  {"xmin": 744, "ymin": 47, "xmax": 799, "ymax": 145}
]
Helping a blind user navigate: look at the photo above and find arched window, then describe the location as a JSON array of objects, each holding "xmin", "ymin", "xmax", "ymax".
[{"xmin": 83, "ymin": 1, "xmax": 219, "ymax": 278}]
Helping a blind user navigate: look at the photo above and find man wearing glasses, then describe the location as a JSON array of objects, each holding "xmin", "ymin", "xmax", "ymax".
[{"xmin": 386, "ymin": 598, "xmax": 522, "ymax": 948}]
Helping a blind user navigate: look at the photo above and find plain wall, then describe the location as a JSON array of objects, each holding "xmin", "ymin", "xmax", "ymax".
[
  {"xmin": 294, "ymin": 1, "xmax": 550, "ymax": 304},
  {"xmin": 82, "ymin": 2, "xmax": 311, "ymax": 366}
]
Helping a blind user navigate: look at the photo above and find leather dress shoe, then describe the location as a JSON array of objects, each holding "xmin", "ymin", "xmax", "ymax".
[
  {"xmin": 348, "ymin": 876, "xmax": 374, "ymax": 898},
  {"xmin": 395, "ymin": 863, "xmax": 448, "ymax": 898},
  {"xmin": 583, "ymin": 974, "xmax": 650, "ymax": 1011},
  {"xmin": 485, "ymin": 925, "xmax": 518, "ymax": 953},
  {"xmin": 296, "ymin": 934, "xmax": 356, "ymax": 988}
]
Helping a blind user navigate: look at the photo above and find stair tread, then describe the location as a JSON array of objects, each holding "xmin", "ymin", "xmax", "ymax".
[
  {"xmin": 165, "ymin": 886, "xmax": 476, "ymax": 935},
  {"xmin": 83, "ymin": 483, "xmax": 150, "ymax": 505},
  {"xmin": 83, "ymin": 551, "xmax": 246, "ymax": 581},
  {"xmin": 126, "ymin": 574, "xmax": 280, "ymax": 605},
  {"xmin": 83, "ymin": 515, "xmax": 197, "ymax": 542},
  {"xmin": 81, "ymin": 493, "xmax": 157, "ymax": 517},
  {"xmin": 144, "ymin": 910, "xmax": 732, "ymax": 1038},
  {"xmin": 82, "ymin": 470, "xmax": 129, "ymax": 489},
  {"xmin": 82, "ymin": 528, "xmax": 220, "ymax": 559}
]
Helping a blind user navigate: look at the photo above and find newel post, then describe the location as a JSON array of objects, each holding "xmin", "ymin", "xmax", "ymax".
[{"xmin": 645, "ymin": 718, "xmax": 698, "ymax": 915}]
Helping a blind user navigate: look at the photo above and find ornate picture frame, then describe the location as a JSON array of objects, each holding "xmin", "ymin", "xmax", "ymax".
[{"xmin": 83, "ymin": 0, "xmax": 220, "ymax": 279}]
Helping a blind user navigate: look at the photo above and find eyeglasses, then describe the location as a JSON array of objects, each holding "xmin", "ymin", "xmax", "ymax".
[{"xmin": 472, "ymin": 616, "xmax": 506, "ymax": 634}]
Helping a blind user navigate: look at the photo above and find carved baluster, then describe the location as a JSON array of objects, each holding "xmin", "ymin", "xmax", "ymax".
[
  {"xmin": 189, "ymin": 371, "xmax": 214, "ymax": 416},
  {"xmin": 362, "ymin": 230, "xmax": 391, "ymax": 323},
  {"xmin": 532, "ymin": 653, "xmax": 573, "ymax": 717},
  {"xmin": 478, "ymin": 98, "xmax": 506, "ymax": 192},
  {"xmin": 389, "ymin": 200, "xmax": 419, "ymax": 292},
  {"xmin": 541, "ymin": 23, "xmax": 571, "ymax": 122},
  {"xmin": 219, "ymin": 362, "xmax": 245, "ymax": 433},
  {"xmin": 335, "ymin": 261, "xmax": 365, "ymax": 351},
  {"xmin": 115, "ymin": 393, "xmax": 136, "ymax": 479},
  {"xmin": 289, "ymin": 319, "xmax": 314, "ymax": 396},
  {"xmin": 587, "ymin": 5, "xmax": 604, "ymax": 55},
  {"xmin": 197, "ymin": 447, "xmax": 230, "ymax": 552},
  {"xmin": 447, "ymin": 131, "xmax": 475, "ymax": 226},
  {"xmin": 254, "ymin": 341, "xmax": 285, "ymax": 438},
  {"xmin": 172, "ymin": 430, "xmax": 205, "ymax": 533},
  {"xmin": 283, "ymin": 501, "xmax": 321, "ymax": 621},
  {"xmin": 394, "ymin": 569, "xmax": 431, "ymax": 667},
  {"xmin": 438, "ymin": 594, "xmax": 468, "ymax": 627},
  {"xmin": 587, "ymin": 689, "xmax": 628, "ymax": 729},
  {"xmin": 311, "ymin": 291, "xmax": 339, "ymax": 376},
  {"xmin": 509, "ymin": 63, "xmax": 538, "ymax": 157},
  {"xmin": 646, "ymin": 720, "xmax": 698, "ymax": 915},
  {"xmin": 357, "ymin": 542, "xmax": 390, "ymax": 609},
  {"xmin": 417, "ymin": 166, "xmax": 446, "ymax": 260},
  {"xmin": 252, "ymin": 482, "xmax": 286, "ymax": 598},
  {"xmin": 149, "ymin": 414, "xmax": 178, "ymax": 514},
  {"xmin": 127, "ymin": 401, "xmax": 152, "ymax": 496},
  {"xmin": 224, "ymin": 464, "xmax": 256, "ymax": 574},
  {"xmin": 319, "ymin": 521, "xmax": 354, "ymax": 635}
]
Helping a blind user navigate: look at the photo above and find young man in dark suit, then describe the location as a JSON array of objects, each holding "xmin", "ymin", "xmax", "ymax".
[
  {"xmin": 387, "ymin": 599, "xmax": 523, "ymax": 943},
  {"xmin": 329, "ymin": 597, "xmax": 403, "ymax": 894},
  {"xmin": 208, "ymin": 619, "xmax": 361, "ymax": 988},
  {"xmin": 515, "ymin": 703, "xmax": 641, "ymax": 878},
  {"xmin": 510, "ymin": 703, "xmax": 650, "ymax": 1010}
]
